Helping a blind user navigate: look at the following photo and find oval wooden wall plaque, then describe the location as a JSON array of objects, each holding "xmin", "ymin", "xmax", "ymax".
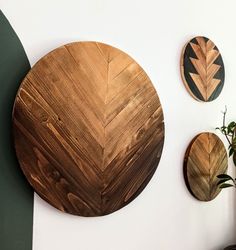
[
  {"xmin": 181, "ymin": 36, "xmax": 225, "ymax": 102},
  {"xmin": 184, "ymin": 132, "xmax": 227, "ymax": 201},
  {"xmin": 12, "ymin": 41, "xmax": 165, "ymax": 216}
]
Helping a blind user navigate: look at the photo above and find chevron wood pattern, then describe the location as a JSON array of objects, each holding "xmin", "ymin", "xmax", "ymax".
[
  {"xmin": 181, "ymin": 36, "xmax": 225, "ymax": 102},
  {"xmin": 12, "ymin": 41, "xmax": 165, "ymax": 216},
  {"xmin": 184, "ymin": 133, "xmax": 227, "ymax": 201}
]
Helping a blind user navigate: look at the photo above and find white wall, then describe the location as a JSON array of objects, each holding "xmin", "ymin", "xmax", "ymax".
[{"xmin": 1, "ymin": 0, "xmax": 236, "ymax": 249}]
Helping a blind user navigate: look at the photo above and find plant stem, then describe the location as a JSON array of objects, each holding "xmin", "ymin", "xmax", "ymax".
[{"xmin": 222, "ymin": 107, "xmax": 232, "ymax": 146}]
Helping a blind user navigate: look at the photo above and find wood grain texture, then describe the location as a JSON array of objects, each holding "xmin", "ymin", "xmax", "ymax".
[
  {"xmin": 184, "ymin": 132, "xmax": 227, "ymax": 201},
  {"xmin": 181, "ymin": 36, "xmax": 225, "ymax": 102},
  {"xmin": 12, "ymin": 41, "xmax": 165, "ymax": 216}
]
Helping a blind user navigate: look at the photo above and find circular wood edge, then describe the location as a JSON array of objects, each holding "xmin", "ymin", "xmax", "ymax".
[
  {"xmin": 12, "ymin": 41, "xmax": 165, "ymax": 216},
  {"xmin": 180, "ymin": 36, "xmax": 225, "ymax": 103},
  {"xmin": 183, "ymin": 132, "xmax": 227, "ymax": 202},
  {"xmin": 183, "ymin": 133, "xmax": 202, "ymax": 200}
]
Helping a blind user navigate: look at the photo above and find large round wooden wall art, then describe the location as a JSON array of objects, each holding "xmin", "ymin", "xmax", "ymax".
[
  {"xmin": 12, "ymin": 41, "xmax": 165, "ymax": 216},
  {"xmin": 184, "ymin": 132, "xmax": 227, "ymax": 201},
  {"xmin": 181, "ymin": 36, "xmax": 225, "ymax": 102}
]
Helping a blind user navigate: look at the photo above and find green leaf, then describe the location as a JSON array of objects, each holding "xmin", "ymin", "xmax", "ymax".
[
  {"xmin": 227, "ymin": 122, "xmax": 236, "ymax": 134},
  {"xmin": 216, "ymin": 126, "xmax": 227, "ymax": 135},
  {"xmin": 228, "ymin": 121, "xmax": 236, "ymax": 128},
  {"xmin": 233, "ymin": 153, "xmax": 236, "ymax": 167},
  {"xmin": 227, "ymin": 128, "xmax": 233, "ymax": 134},
  {"xmin": 221, "ymin": 126, "xmax": 227, "ymax": 131},
  {"xmin": 219, "ymin": 183, "xmax": 234, "ymax": 188},
  {"xmin": 229, "ymin": 147, "xmax": 234, "ymax": 157},
  {"xmin": 217, "ymin": 174, "xmax": 234, "ymax": 181},
  {"xmin": 217, "ymin": 179, "xmax": 229, "ymax": 185}
]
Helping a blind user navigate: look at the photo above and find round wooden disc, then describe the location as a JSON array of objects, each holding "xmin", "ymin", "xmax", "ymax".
[
  {"xmin": 12, "ymin": 41, "xmax": 165, "ymax": 216},
  {"xmin": 184, "ymin": 132, "xmax": 227, "ymax": 201},
  {"xmin": 181, "ymin": 36, "xmax": 225, "ymax": 102}
]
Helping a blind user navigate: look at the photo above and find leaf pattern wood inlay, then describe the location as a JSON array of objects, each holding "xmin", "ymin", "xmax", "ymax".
[
  {"xmin": 181, "ymin": 36, "xmax": 225, "ymax": 102},
  {"xmin": 12, "ymin": 42, "xmax": 165, "ymax": 216},
  {"xmin": 184, "ymin": 133, "xmax": 228, "ymax": 201}
]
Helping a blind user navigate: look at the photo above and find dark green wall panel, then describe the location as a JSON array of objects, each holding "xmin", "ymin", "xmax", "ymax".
[{"xmin": 0, "ymin": 10, "xmax": 33, "ymax": 250}]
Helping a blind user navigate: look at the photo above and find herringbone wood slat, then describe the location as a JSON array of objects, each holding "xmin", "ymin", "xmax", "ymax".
[
  {"xmin": 12, "ymin": 41, "xmax": 165, "ymax": 216},
  {"xmin": 184, "ymin": 133, "xmax": 227, "ymax": 201},
  {"xmin": 181, "ymin": 36, "xmax": 225, "ymax": 102}
]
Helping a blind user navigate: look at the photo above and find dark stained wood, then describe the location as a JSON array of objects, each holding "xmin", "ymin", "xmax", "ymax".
[
  {"xmin": 12, "ymin": 41, "xmax": 165, "ymax": 216},
  {"xmin": 181, "ymin": 36, "xmax": 225, "ymax": 102},
  {"xmin": 184, "ymin": 132, "xmax": 228, "ymax": 201}
]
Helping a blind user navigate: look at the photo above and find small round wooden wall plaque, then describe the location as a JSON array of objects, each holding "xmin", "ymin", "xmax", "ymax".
[
  {"xmin": 181, "ymin": 36, "xmax": 225, "ymax": 102},
  {"xmin": 184, "ymin": 132, "xmax": 227, "ymax": 201},
  {"xmin": 12, "ymin": 41, "xmax": 165, "ymax": 216}
]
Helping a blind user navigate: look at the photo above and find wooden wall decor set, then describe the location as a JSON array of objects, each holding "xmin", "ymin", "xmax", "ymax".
[
  {"xmin": 184, "ymin": 132, "xmax": 227, "ymax": 201},
  {"xmin": 181, "ymin": 36, "xmax": 228, "ymax": 201},
  {"xmin": 12, "ymin": 41, "xmax": 165, "ymax": 216},
  {"xmin": 9, "ymin": 33, "xmax": 227, "ymax": 218},
  {"xmin": 181, "ymin": 36, "xmax": 225, "ymax": 102}
]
